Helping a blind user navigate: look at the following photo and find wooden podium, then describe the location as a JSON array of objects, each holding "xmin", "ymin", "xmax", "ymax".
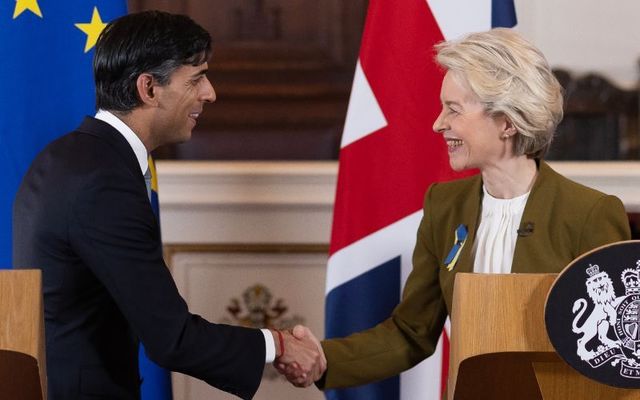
[
  {"xmin": 0, "ymin": 270, "xmax": 46, "ymax": 400},
  {"xmin": 447, "ymin": 273, "xmax": 639, "ymax": 400}
]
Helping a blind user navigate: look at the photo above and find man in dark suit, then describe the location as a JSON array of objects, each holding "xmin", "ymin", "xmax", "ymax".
[{"xmin": 13, "ymin": 11, "xmax": 324, "ymax": 400}]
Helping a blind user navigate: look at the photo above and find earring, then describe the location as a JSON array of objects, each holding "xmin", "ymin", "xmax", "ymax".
[{"xmin": 502, "ymin": 134, "xmax": 510, "ymax": 140}]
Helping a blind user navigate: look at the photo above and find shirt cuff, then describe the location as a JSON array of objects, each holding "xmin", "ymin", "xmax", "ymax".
[{"xmin": 261, "ymin": 328, "xmax": 276, "ymax": 363}]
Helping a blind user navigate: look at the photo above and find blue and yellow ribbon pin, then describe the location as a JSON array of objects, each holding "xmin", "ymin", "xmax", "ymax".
[{"xmin": 444, "ymin": 224, "xmax": 468, "ymax": 271}]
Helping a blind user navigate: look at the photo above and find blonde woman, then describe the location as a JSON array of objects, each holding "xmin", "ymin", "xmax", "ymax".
[{"xmin": 281, "ymin": 28, "xmax": 631, "ymax": 391}]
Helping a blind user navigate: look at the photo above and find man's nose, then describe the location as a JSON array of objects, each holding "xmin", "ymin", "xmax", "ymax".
[{"xmin": 202, "ymin": 77, "xmax": 216, "ymax": 103}]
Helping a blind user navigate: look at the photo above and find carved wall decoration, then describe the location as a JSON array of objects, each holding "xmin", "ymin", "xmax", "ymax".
[{"xmin": 222, "ymin": 284, "xmax": 304, "ymax": 330}]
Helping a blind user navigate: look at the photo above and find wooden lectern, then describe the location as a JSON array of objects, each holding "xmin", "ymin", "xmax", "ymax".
[
  {"xmin": 447, "ymin": 273, "xmax": 639, "ymax": 400},
  {"xmin": 0, "ymin": 270, "xmax": 46, "ymax": 400}
]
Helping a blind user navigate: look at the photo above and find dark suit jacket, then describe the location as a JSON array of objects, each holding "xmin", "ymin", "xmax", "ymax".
[
  {"xmin": 13, "ymin": 117, "xmax": 265, "ymax": 400},
  {"xmin": 320, "ymin": 161, "xmax": 631, "ymax": 388}
]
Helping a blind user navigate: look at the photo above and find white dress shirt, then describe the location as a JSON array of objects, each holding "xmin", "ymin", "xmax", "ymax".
[
  {"xmin": 94, "ymin": 110, "xmax": 276, "ymax": 363},
  {"xmin": 472, "ymin": 185, "xmax": 530, "ymax": 274}
]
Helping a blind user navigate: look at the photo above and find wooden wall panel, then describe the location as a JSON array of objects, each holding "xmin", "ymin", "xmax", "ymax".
[
  {"xmin": 549, "ymin": 69, "xmax": 639, "ymax": 160},
  {"xmin": 128, "ymin": 0, "xmax": 367, "ymax": 160}
]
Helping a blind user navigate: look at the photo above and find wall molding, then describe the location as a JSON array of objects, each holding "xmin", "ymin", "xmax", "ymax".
[{"xmin": 156, "ymin": 161, "xmax": 640, "ymax": 244}]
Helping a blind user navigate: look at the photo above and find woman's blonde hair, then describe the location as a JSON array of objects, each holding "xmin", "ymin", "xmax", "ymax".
[{"xmin": 435, "ymin": 28, "xmax": 563, "ymax": 158}]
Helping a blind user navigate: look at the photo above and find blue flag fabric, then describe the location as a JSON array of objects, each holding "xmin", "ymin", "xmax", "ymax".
[
  {"xmin": 141, "ymin": 156, "xmax": 172, "ymax": 400},
  {"xmin": 492, "ymin": 0, "xmax": 518, "ymax": 27},
  {"xmin": 0, "ymin": 3, "xmax": 172, "ymax": 399},
  {"xmin": 0, "ymin": 1, "xmax": 126, "ymax": 266}
]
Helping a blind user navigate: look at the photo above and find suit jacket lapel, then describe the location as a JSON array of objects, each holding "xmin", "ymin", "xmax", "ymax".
[
  {"xmin": 452, "ymin": 175, "xmax": 483, "ymax": 274},
  {"xmin": 511, "ymin": 161, "xmax": 556, "ymax": 273},
  {"xmin": 75, "ymin": 117, "xmax": 158, "ymax": 225}
]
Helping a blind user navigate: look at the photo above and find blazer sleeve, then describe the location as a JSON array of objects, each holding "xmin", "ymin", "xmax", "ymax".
[
  {"xmin": 577, "ymin": 194, "xmax": 631, "ymax": 254},
  {"xmin": 69, "ymin": 167, "xmax": 265, "ymax": 399},
  {"xmin": 320, "ymin": 185, "xmax": 448, "ymax": 389}
]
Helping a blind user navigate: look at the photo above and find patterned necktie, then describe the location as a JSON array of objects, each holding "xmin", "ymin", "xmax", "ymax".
[{"xmin": 144, "ymin": 167, "xmax": 152, "ymax": 202}]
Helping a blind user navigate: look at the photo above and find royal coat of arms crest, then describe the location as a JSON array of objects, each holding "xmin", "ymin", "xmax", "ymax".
[
  {"xmin": 572, "ymin": 263, "xmax": 640, "ymax": 376},
  {"xmin": 546, "ymin": 240, "xmax": 640, "ymax": 388}
]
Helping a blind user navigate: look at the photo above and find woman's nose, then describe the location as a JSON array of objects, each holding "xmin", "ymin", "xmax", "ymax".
[{"xmin": 433, "ymin": 110, "xmax": 446, "ymax": 134}]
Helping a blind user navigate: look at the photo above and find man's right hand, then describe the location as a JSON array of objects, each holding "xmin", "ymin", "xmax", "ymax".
[{"xmin": 272, "ymin": 325, "xmax": 326, "ymax": 387}]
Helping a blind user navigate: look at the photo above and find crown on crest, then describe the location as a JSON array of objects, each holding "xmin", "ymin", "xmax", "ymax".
[
  {"xmin": 586, "ymin": 264, "xmax": 601, "ymax": 277},
  {"xmin": 621, "ymin": 261, "xmax": 640, "ymax": 295}
]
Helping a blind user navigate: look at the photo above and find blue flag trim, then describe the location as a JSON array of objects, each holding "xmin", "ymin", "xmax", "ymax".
[
  {"xmin": 325, "ymin": 257, "xmax": 401, "ymax": 400},
  {"xmin": 492, "ymin": 0, "xmax": 518, "ymax": 27}
]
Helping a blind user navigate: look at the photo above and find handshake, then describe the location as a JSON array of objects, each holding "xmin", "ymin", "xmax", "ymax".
[{"xmin": 270, "ymin": 325, "xmax": 326, "ymax": 387}]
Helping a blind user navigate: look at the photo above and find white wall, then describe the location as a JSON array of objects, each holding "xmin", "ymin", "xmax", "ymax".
[
  {"xmin": 157, "ymin": 161, "xmax": 640, "ymax": 246},
  {"xmin": 515, "ymin": 0, "xmax": 640, "ymax": 88}
]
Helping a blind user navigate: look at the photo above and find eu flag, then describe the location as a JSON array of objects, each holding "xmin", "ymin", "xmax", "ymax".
[
  {"xmin": 0, "ymin": 2, "xmax": 172, "ymax": 399},
  {"xmin": 0, "ymin": 1, "xmax": 126, "ymax": 266}
]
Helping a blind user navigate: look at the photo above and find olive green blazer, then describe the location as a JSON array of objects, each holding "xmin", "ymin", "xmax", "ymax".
[{"xmin": 320, "ymin": 161, "xmax": 631, "ymax": 389}]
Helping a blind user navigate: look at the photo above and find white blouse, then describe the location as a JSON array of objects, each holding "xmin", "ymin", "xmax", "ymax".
[{"xmin": 472, "ymin": 185, "xmax": 530, "ymax": 274}]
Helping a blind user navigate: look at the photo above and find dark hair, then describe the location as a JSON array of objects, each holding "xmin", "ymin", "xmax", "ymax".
[{"xmin": 94, "ymin": 11, "xmax": 212, "ymax": 112}]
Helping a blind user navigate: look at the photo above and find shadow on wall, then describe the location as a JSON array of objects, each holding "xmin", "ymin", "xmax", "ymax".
[{"xmin": 628, "ymin": 213, "xmax": 640, "ymax": 240}]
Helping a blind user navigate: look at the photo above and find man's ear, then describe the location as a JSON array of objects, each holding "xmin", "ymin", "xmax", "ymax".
[{"xmin": 136, "ymin": 73, "xmax": 158, "ymax": 106}]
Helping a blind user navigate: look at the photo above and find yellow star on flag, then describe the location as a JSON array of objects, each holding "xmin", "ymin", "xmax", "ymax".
[
  {"xmin": 13, "ymin": 0, "xmax": 43, "ymax": 19},
  {"xmin": 75, "ymin": 7, "xmax": 107, "ymax": 53}
]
